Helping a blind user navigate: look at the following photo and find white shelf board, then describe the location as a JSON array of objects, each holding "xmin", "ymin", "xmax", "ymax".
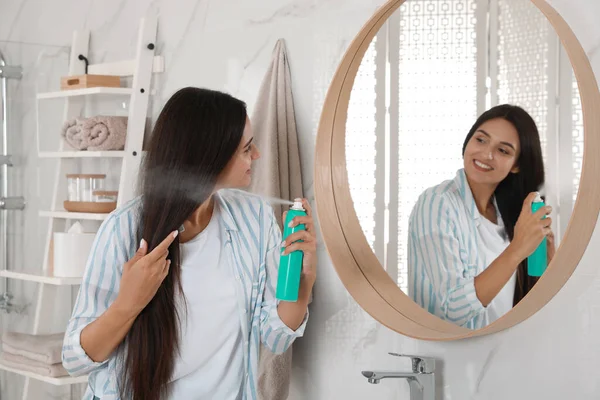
[
  {"xmin": 37, "ymin": 87, "xmax": 133, "ymax": 99},
  {"xmin": 0, "ymin": 270, "xmax": 82, "ymax": 286},
  {"xmin": 39, "ymin": 210, "xmax": 109, "ymax": 221},
  {"xmin": 38, "ymin": 151, "xmax": 126, "ymax": 159},
  {"xmin": 0, "ymin": 363, "xmax": 88, "ymax": 385}
]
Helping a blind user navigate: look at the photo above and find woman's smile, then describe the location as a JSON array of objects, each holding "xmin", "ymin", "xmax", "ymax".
[{"xmin": 473, "ymin": 159, "xmax": 493, "ymax": 172}]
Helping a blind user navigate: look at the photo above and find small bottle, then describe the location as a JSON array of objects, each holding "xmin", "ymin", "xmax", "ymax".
[
  {"xmin": 276, "ymin": 199, "xmax": 307, "ymax": 302},
  {"xmin": 527, "ymin": 192, "xmax": 548, "ymax": 277}
]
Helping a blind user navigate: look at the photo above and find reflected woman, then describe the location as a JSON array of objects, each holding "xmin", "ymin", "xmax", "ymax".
[{"xmin": 407, "ymin": 104, "xmax": 555, "ymax": 330}]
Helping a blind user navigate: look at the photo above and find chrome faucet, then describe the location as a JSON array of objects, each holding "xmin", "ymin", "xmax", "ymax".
[{"xmin": 362, "ymin": 353, "xmax": 436, "ymax": 400}]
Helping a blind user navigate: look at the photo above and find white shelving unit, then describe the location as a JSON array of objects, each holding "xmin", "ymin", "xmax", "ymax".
[
  {"xmin": 0, "ymin": 271, "xmax": 82, "ymax": 286},
  {"xmin": 38, "ymin": 210, "xmax": 109, "ymax": 221},
  {"xmin": 0, "ymin": 16, "xmax": 163, "ymax": 400},
  {"xmin": 36, "ymin": 87, "xmax": 133, "ymax": 99},
  {"xmin": 38, "ymin": 151, "xmax": 126, "ymax": 158},
  {"xmin": 0, "ymin": 364, "xmax": 89, "ymax": 386}
]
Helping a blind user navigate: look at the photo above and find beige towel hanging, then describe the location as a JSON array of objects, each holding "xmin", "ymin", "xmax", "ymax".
[
  {"xmin": 249, "ymin": 39, "xmax": 304, "ymax": 226},
  {"xmin": 249, "ymin": 39, "xmax": 304, "ymax": 400}
]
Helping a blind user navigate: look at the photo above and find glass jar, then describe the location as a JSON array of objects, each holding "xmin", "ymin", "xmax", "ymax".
[
  {"xmin": 67, "ymin": 174, "xmax": 106, "ymax": 202},
  {"xmin": 92, "ymin": 190, "xmax": 118, "ymax": 203}
]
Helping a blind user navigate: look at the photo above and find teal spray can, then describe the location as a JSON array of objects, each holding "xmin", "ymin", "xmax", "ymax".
[
  {"xmin": 527, "ymin": 193, "xmax": 547, "ymax": 277},
  {"xmin": 276, "ymin": 199, "xmax": 307, "ymax": 302}
]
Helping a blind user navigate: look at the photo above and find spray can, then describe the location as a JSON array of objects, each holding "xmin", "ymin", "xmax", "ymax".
[
  {"xmin": 276, "ymin": 199, "xmax": 307, "ymax": 302},
  {"xmin": 527, "ymin": 192, "xmax": 548, "ymax": 277}
]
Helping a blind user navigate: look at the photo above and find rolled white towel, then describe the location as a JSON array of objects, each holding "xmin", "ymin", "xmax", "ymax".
[
  {"xmin": 61, "ymin": 116, "xmax": 127, "ymax": 151},
  {"xmin": 83, "ymin": 115, "xmax": 127, "ymax": 151},
  {"xmin": 61, "ymin": 118, "xmax": 88, "ymax": 150}
]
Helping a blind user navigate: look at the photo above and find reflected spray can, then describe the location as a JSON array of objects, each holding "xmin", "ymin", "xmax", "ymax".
[
  {"xmin": 527, "ymin": 192, "xmax": 547, "ymax": 277},
  {"xmin": 276, "ymin": 198, "xmax": 306, "ymax": 302}
]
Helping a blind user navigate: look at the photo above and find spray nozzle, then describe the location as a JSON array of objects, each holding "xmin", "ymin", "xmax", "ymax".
[
  {"xmin": 533, "ymin": 192, "xmax": 543, "ymax": 203},
  {"xmin": 291, "ymin": 198, "xmax": 304, "ymax": 211}
]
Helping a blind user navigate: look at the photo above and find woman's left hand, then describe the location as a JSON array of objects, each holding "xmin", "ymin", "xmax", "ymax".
[
  {"xmin": 281, "ymin": 198, "xmax": 317, "ymax": 294},
  {"xmin": 547, "ymin": 229, "xmax": 556, "ymax": 264}
]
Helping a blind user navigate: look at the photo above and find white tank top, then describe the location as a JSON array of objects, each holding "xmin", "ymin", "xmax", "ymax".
[
  {"xmin": 168, "ymin": 204, "xmax": 244, "ymax": 399},
  {"xmin": 477, "ymin": 213, "xmax": 517, "ymax": 323}
]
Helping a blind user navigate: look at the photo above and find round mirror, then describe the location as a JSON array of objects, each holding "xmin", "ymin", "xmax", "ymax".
[{"xmin": 316, "ymin": 0, "xmax": 600, "ymax": 339}]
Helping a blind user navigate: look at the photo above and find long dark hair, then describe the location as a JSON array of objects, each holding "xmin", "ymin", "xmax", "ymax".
[
  {"xmin": 119, "ymin": 87, "xmax": 247, "ymax": 400},
  {"xmin": 461, "ymin": 104, "xmax": 545, "ymax": 306}
]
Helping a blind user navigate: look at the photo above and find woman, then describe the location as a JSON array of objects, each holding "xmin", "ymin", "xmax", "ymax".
[
  {"xmin": 407, "ymin": 104, "xmax": 555, "ymax": 330},
  {"xmin": 62, "ymin": 87, "xmax": 317, "ymax": 400}
]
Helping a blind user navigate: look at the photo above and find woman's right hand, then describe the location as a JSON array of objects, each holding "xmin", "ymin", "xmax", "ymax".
[
  {"xmin": 114, "ymin": 231, "xmax": 179, "ymax": 317},
  {"xmin": 509, "ymin": 192, "xmax": 553, "ymax": 262}
]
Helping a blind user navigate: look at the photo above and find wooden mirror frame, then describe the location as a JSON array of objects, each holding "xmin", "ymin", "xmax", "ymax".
[{"xmin": 315, "ymin": 0, "xmax": 600, "ymax": 340}]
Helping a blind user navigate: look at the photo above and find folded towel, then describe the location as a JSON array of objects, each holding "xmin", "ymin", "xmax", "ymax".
[
  {"xmin": 62, "ymin": 115, "xmax": 127, "ymax": 151},
  {"xmin": 2, "ymin": 332, "xmax": 64, "ymax": 365},
  {"xmin": 0, "ymin": 352, "xmax": 68, "ymax": 378}
]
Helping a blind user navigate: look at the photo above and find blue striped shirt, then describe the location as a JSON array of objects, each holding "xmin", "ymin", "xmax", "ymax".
[
  {"xmin": 407, "ymin": 169, "xmax": 501, "ymax": 330},
  {"xmin": 62, "ymin": 189, "xmax": 308, "ymax": 399}
]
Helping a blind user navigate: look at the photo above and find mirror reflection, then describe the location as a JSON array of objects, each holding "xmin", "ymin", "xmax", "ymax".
[{"xmin": 346, "ymin": 0, "xmax": 583, "ymax": 329}]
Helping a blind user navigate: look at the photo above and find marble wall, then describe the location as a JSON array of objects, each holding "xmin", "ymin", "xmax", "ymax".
[{"xmin": 1, "ymin": 0, "xmax": 600, "ymax": 399}]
